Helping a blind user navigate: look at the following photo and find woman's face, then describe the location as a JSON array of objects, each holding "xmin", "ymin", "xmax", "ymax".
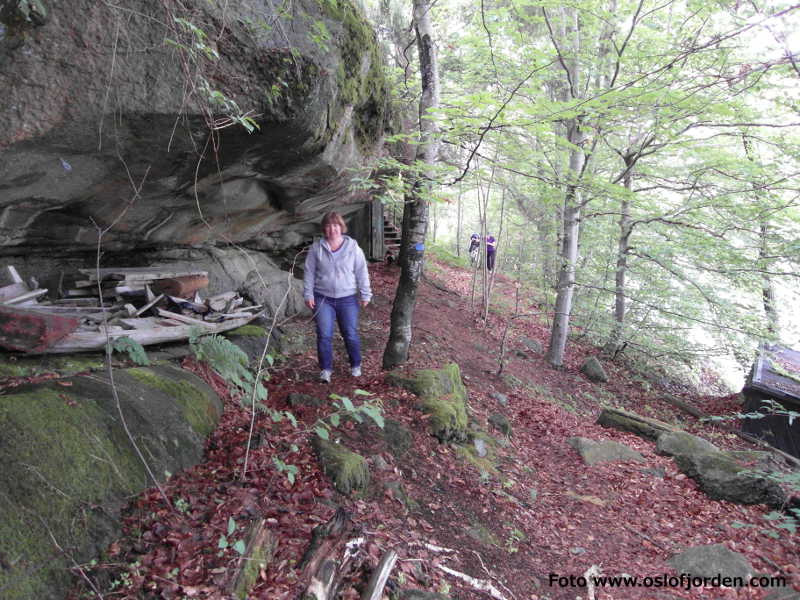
[{"xmin": 323, "ymin": 221, "xmax": 343, "ymax": 241}]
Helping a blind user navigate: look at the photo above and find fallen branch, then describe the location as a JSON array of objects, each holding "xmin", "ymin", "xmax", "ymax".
[
  {"xmin": 361, "ymin": 549, "xmax": 398, "ymax": 600},
  {"xmin": 436, "ymin": 563, "xmax": 509, "ymax": 600}
]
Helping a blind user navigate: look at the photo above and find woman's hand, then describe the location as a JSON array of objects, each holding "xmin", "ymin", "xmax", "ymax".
[{"xmin": 305, "ymin": 298, "xmax": 316, "ymax": 310}]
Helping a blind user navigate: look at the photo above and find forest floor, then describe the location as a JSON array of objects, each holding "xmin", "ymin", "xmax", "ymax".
[{"xmin": 70, "ymin": 256, "xmax": 799, "ymax": 600}]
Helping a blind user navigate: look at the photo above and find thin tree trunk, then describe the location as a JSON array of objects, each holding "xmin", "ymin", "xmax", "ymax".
[
  {"xmin": 545, "ymin": 6, "xmax": 586, "ymax": 368},
  {"xmin": 759, "ymin": 220, "xmax": 779, "ymax": 337},
  {"xmin": 456, "ymin": 185, "xmax": 463, "ymax": 257},
  {"xmin": 382, "ymin": 0, "xmax": 440, "ymax": 369},
  {"xmin": 603, "ymin": 157, "xmax": 634, "ymax": 357}
]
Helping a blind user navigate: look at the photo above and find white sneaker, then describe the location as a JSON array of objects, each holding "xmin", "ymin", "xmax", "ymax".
[
  {"xmin": 351, "ymin": 365, "xmax": 361, "ymax": 377},
  {"xmin": 320, "ymin": 369, "xmax": 332, "ymax": 383}
]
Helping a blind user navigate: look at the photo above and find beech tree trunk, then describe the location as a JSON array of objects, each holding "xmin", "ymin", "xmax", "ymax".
[
  {"xmin": 382, "ymin": 0, "xmax": 440, "ymax": 369},
  {"xmin": 544, "ymin": 6, "xmax": 587, "ymax": 368},
  {"xmin": 603, "ymin": 157, "xmax": 634, "ymax": 357}
]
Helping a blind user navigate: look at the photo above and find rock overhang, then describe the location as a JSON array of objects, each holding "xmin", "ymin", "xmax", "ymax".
[{"xmin": 0, "ymin": 0, "xmax": 389, "ymax": 260}]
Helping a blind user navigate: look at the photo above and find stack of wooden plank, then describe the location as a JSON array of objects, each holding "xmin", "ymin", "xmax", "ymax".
[
  {"xmin": 67, "ymin": 267, "xmax": 210, "ymax": 299},
  {"xmin": 0, "ymin": 265, "xmax": 265, "ymax": 354}
]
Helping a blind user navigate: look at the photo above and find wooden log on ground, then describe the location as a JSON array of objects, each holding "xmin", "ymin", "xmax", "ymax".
[
  {"xmin": 596, "ymin": 407, "xmax": 679, "ymax": 440},
  {"xmin": 151, "ymin": 274, "xmax": 209, "ymax": 298},
  {"xmin": 299, "ymin": 508, "xmax": 361, "ymax": 600},
  {"xmin": 226, "ymin": 518, "xmax": 278, "ymax": 600}
]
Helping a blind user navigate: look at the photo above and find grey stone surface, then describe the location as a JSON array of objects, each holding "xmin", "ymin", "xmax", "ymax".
[
  {"xmin": 474, "ymin": 437, "xmax": 488, "ymax": 457},
  {"xmin": 580, "ymin": 356, "xmax": 609, "ymax": 383},
  {"xmin": 0, "ymin": 0, "xmax": 388, "ymax": 272},
  {"xmin": 667, "ymin": 544, "xmax": 753, "ymax": 580},
  {"xmin": 674, "ymin": 451, "xmax": 785, "ymax": 507},
  {"xmin": 656, "ymin": 431, "xmax": 719, "ymax": 457},
  {"xmin": 568, "ymin": 436, "xmax": 646, "ymax": 466},
  {"xmin": 396, "ymin": 590, "xmax": 450, "ymax": 600},
  {"xmin": 520, "ymin": 337, "xmax": 543, "ymax": 354},
  {"xmin": 490, "ymin": 391, "xmax": 509, "ymax": 406}
]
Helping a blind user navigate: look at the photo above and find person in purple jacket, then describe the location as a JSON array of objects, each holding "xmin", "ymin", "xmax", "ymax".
[
  {"xmin": 486, "ymin": 234, "xmax": 497, "ymax": 271},
  {"xmin": 303, "ymin": 211, "xmax": 372, "ymax": 383}
]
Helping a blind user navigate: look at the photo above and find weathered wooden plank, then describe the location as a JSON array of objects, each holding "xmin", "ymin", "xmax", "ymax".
[
  {"xmin": 77, "ymin": 267, "xmax": 208, "ymax": 282},
  {"xmin": 0, "ymin": 305, "xmax": 81, "ymax": 352},
  {"xmin": 44, "ymin": 314, "xmax": 254, "ymax": 353},
  {"xmin": 0, "ymin": 289, "xmax": 48, "ymax": 305},
  {"xmin": 0, "ymin": 282, "xmax": 31, "ymax": 301},
  {"xmin": 155, "ymin": 308, "xmax": 213, "ymax": 327},
  {"xmin": 134, "ymin": 294, "xmax": 165, "ymax": 317}
]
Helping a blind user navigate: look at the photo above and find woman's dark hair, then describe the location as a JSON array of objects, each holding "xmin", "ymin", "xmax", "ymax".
[{"xmin": 321, "ymin": 211, "xmax": 347, "ymax": 233}]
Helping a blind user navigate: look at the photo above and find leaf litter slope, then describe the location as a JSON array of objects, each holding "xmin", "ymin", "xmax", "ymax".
[{"xmin": 68, "ymin": 259, "xmax": 798, "ymax": 600}]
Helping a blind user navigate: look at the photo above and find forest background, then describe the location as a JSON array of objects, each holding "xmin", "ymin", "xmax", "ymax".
[{"xmin": 360, "ymin": 0, "xmax": 800, "ymax": 391}]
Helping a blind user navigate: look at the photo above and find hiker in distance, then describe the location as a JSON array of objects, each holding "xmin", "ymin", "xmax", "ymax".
[
  {"xmin": 486, "ymin": 233, "xmax": 497, "ymax": 271},
  {"xmin": 303, "ymin": 211, "xmax": 372, "ymax": 383},
  {"xmin": 468, "ymin": 232, "xmax": 480, "ymax": 265}
]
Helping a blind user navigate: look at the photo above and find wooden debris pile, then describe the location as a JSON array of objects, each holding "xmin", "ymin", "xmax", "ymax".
[{"xmin": 0, "ymin": 266, "xmax": 264, "ymax": 354}]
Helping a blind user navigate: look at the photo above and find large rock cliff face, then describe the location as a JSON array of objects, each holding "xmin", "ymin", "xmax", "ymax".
[{"xmin": 0, "ymin": 0, "xmax": 388, "ymax": 268}]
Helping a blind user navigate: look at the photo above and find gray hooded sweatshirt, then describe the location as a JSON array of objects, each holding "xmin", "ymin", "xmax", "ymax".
[{"xmin": 303, "ymin": 235, "xmax": 372, "ymax": 302}]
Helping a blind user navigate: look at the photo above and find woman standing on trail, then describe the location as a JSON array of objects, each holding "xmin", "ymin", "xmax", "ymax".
[{"xmin": 303, "ymin": 211, "xmax": 372, "ymax": 383}]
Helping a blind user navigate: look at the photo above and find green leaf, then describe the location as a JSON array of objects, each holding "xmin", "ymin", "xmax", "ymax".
[
  {"xmin": 342, "ymin": 397, "xmax": 355, "ymax": 412},
  {"xmin": 228, "ymin": 517, "xmax": 236, "ymax": 536},
  {"xmin": 315, "ymin": 426, "xmax": 329, "ymax": 440},
  {"xmin": 233, "ymin": 539, "xmax": 247, "ymax": 555},
  {"xmin": 330, "ymin": 413, "xmax": 340, "ymax": 427},
  {"xmin": 218, "ymin": 535, "xmax": 228, "ymax": 549},
  {"xmin": 353, "ymin": 389, "xmax": 371, "ymax": 396}
]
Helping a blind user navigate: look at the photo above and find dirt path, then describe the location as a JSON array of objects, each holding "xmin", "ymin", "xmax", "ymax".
[{"xmin": 70, "ymin": 259, "xmax": 799, "ymax": 600}]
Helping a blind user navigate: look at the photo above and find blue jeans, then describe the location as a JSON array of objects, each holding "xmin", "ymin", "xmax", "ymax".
[{"xmin": 314, "ymin": 294, "xmax": 361, "ymax": 371}]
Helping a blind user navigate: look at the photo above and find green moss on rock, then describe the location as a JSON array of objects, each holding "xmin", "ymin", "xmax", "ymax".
[
  {"xmin": 387, "ymin": 364, "xmax": 469, "ymax": 442},
  {"xmin": 0, "ymin": 354, "xmax": 104, "ymax": 378},
  {"xmin": 314, "ymin": 0, "xmax": 388, "ymax": 146},
  {"xmin": 127, "ymin": 366, "xmax": 219, "ymax": 437},
  {"xmin": 312, "ymin": 437, "xmax": 369, "ymax": 494},
  {"xmin": 0, "ymin": 365, "xmax": 222, "ymax": 599},
  {"xmin": 226, "ymin": 325, "xmax": 268, "ymax": 337}
]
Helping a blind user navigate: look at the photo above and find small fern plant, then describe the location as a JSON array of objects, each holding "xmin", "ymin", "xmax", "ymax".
[
  {"xmin": 190, "ymin": 333, "xmax": 268, "ymax": 405},
  {"xmin": 111, "ymin": 336, "xmax": 150, "ymax": 366}
]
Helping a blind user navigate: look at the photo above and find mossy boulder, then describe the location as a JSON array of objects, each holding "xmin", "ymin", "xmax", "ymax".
[
  {"xmin": 656, "ymin": 431, "xmax": 719, "ymax": 457},
  {"xmin": 673, "ymin": 451, "xmax": 785, "ymax": 507},
  {"xmin": 0, "ymin": 363, "xmax": 222, "ymax": 600},
  {"xmin": 580, "ymin": 356, "xmax": 608, "ymax": 383},
  {"xmin": 488, "ymin": 413, "xmax": 512, "ymax": 437},
  {"xmin": 312, "ymin": 437, "xmax": 370, "ymax": 494},
  {"xmin": 387, "ymin": 364, "xmax": 469, "ymax": 443}
]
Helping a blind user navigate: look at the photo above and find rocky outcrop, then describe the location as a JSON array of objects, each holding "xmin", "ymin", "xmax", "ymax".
[
  {"xmin": 0, "ymin": 364, "xmax": 223, "ymax": 600},
  {"xmin": 0, "ymin": 0, "xmax": 388, "ymax": 270}
]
